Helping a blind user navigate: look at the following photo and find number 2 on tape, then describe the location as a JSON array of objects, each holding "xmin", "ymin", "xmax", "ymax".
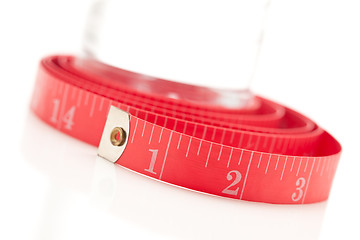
[{"xmin": 222, "ymin": 170, "xmax": 242, "ymax": 196}]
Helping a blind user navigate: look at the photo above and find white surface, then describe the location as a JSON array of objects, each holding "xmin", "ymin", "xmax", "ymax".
[{"xmin": 0, "ymin": 0, "xmax": 359, "ymax": 239}]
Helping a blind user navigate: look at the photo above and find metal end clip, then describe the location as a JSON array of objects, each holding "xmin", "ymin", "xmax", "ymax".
[{"xmin": 97, "ymin": 106, "xmax": 130, "ymax": 163}]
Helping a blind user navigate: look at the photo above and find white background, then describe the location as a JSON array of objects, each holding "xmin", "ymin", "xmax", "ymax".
[{"xmin": 0, "ymin": 0, "xmax": 359, "ymax": 239}]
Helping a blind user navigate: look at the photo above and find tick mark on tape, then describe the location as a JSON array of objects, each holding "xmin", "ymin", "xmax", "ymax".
[
  {"xmin": 220, "ymin": 130, "xmax": 226, "ymax": 144},
  {"xmin": 227, "ymin": 148, "xmax": 233, "ymax": 168},
  {"xmin": 281, "ymin": 138, "xmax": 289, "ymax": 153},
  {"xmin": 280, "ymin": 156, "xmax": 288, "ymax": 180},
  {"xmin": 254, "ymin": 136, "xmax": 261, "ymax": 150},
  {"xmin": 316, "ymin": 157, "xmax": 321, "ymax": 172},
  {"xmin": 320, "ymin": 157, "xmax": 326, "ymax": 176},
  {"xmin": 240, "ymin": 152, "xmax": 254, "ymax": 200},
  {"xmin": 296, "ymin": 157, "xmax": 303, "ymax": 176},
  {"xmin": 290, "ymin": 157, "xmax": 295, "ymax": 172},
  {"xmin": 131, "ymin": 118, "xmax": 139, "ymax": 144},
  {"xmin": 276, "ymin": 138, "xmax": 283, "ymax": 152},
  {"xmin": 183, "ymin": 122, "xmax": 188, "ymax": 134},
  {"xmin": 328, "ymin": 163, "xmax": 332, "ymax": 179},
  {"xmin": 205, "ymin": 143, "xmax": 213, "ymax": 168},
  {"xmin": 149, "ymin": 125, "xmax": 155, "ymax": 144},
  {"xmin": 302, "ymin": 158, "xmax": 315, "ymax": 204},
  {"xmin": 159, "ymin": 131, "xmax": 173, "ymax": 180},
  {"xmin": 246, "ymin": 135, "xmax": 253, "ymax": 149},
  {"xmin": 186, "ymin": 137, "xmax": 192, "ymax": 157},
  {"xmin": 192, "ymin": 125, "xmax": 197, "ymax": 137},
  {"xmin": 211, "ymin": 128, "xmax": 216, "ymax": 141},
  {"xmin": 304, "ymin": 157, "xmax": 309, "ymax": 172},
  {"xmin": 141, "ymin": 121, "xmax": 146, "ymax": 137},
  {"xmin": 85, "ymin": 92, "xmax": 90, "ymax": 106},
  {"xmin": 90, "ymin": 96, "xmax": 96, "ymax": 117},
  {"xmin": 237, "ymin": 134, "xmax": 244, "ymax": 148},
  {"xmin": 99, "ymin": 97, "xmax": 104, "ymax": 111},
  {"xmin": 265, "ymin": 154, "xmax": 271, "ymax": 174},
  {"xmin": 262, "ymin": 136, "xmax": 269, "ymax": 148},
  {"xmin": 275, "ymin": 155, "xmax": 280, "ymax": 170},
  {"xmin": 177, "ymin": 134, "xmax": 182, "ymax": 149},
  {"xmin": 159, "ymin": 127, "xmax": 164, "ymax": 143},
  {"xmin": 238, "ymin": 150, "xmax": 244, "ymax": 166},
  {"xmin": 197, "ymin": 140, "xmax": 202, "ymax": 155},
  {"xmin": 154, "ymin": 114, "xmax": 158, "ymax": 125},
  {"xmin": 269, "ymin": 138, "xmax": 276, "ymax": 153},
  {"xmin": 230, "ymin": 131, "xmax": 235, "ymax": 144},
  {"xmin": 201, "ymin": 126, "xmax": 207, "ymax": 140},
  {"xmin": 257, "ymin": 153, "xmax": 263, "ymax": 168},
  {"xmin": 218, "ymin": 146, "xmax": 223, "ymax": 161}
]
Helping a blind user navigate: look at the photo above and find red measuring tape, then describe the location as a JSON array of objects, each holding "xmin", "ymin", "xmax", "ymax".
[{"xmin": 31, "ymin": 55, "xmax": 341, "ymax": 204}]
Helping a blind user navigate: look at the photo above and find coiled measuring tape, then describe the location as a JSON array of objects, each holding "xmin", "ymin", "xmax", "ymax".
[{"xmin": 31, "ymin": 55, "xmax": 341, "ymax": 204}]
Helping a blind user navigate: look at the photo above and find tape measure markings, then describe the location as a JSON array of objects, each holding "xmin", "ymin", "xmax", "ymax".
[
  {"xmin": 31, "ymin": 55, "xmax": 342, "ymax": 204},
  {"xmin": 290, "ymin": 157, "xmax": 295, "ymax": 172},
  {"xmin": 205, "ymin": 143, "xmax": 213, "ymax": 168},
  {"xmin": 265, "ymin": 155, "xmax": 271, "ymax": 174},
  {"xmin": 280, "ymin": 156, "xmax": 288, "ymax": 180},
  {"xmin": 186, "ymin": 137, "xmax": 192, "ymax": 158},
  {"xmin": 237, "ymin": 149, "xmax": 244, "ymax": 166},
  {"xmin": 275, "ymin": 155, "xmax": 280, "ymax": 170},
  {"xmin": 196, "ymin": 139, "xmax": 203, "ymax": 156},
  {"xmin": 159, "ymin": 127, "xmax": 164, "ymax": 143},
  {"xmin": 227, "ymin": 148, "xmax": 234, "ymax": 168},
  {"xmin": 256, "ymin": 152, "xmax": 262, "ymax": 168},
  {"xmin": 131, "ymin": 118, "xmax": 138, "ymax": 144},
  {"xmin": 240, "ymin": 151, "xmax": 254, "ymax": 200},
  {"xmin": 301, "ymin": 158, "xmax": 316, "ymax": 204},
  {"xmin": 149, "ymin": 124, "xmax": 155, "ymax": 144},
  {"xmin": 141, "ymin": 121, "xmax": 146, "ymax": 137},
  {"xmin": 89, "ymin": 95, "xmax": 97, "ymax": 117},
  {"xmin": 320, "ymin": 157, "xmax": 326, "ymax": 177},
  {"xmin": 159, "ymin": 131, "xmax": 173, "ymax": 180}
]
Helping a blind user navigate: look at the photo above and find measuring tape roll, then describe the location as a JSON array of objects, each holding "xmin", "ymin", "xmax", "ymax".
[{"xmin": 31, "ymin": 55, "xmax": 341, "ymax": 204}]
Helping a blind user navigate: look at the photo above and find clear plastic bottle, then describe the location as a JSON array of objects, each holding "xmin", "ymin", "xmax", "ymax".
[{"xmin": 82, "ymin": 0, "xmax": 271, "ymax": 108}]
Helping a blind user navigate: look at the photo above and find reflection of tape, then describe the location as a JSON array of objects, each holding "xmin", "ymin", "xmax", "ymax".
[
  {"xmin": 31, "ymin": 55, "xmax": 341, "ymax": 204},
  {"xmin": 91, "ymin": 157, "xmax": 117, "ymax": 206}
]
